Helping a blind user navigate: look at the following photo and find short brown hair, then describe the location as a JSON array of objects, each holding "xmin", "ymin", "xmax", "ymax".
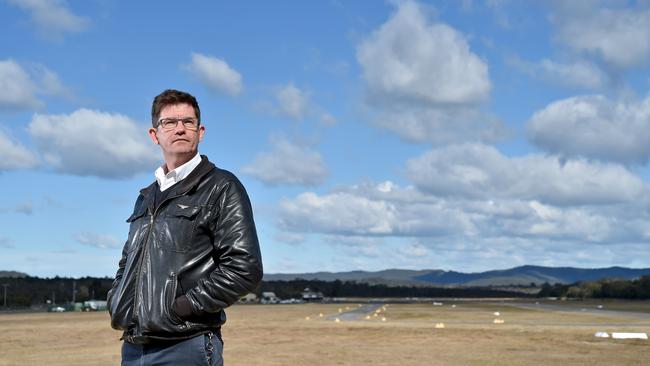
[{"xmin": 151, "ymin": 89, "xmax": 201, "ymax": 127}]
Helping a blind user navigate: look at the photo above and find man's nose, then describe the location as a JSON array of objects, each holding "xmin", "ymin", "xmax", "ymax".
[{"xmin": 173, "ymin": 121, "xmax": 187, "ymax": 133}]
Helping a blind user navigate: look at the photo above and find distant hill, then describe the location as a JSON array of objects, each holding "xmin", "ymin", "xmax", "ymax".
[
  {"xmin": 0, "ymin": 271, "xmax": 29, "ymax": 278},
  {"xmin": 264, "ymin": 265, "xmax": 650, "ymax": 287}
]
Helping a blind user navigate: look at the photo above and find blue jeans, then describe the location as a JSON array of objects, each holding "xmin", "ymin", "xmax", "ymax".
[{"xmin": 121, "ymin": 332, "xmax": 223, "ymax": 366}]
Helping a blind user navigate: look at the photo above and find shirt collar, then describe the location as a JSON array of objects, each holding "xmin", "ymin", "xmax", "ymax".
[{"xmin": 154, "ymin": 153, "xmax": 202, "ymax": 192}]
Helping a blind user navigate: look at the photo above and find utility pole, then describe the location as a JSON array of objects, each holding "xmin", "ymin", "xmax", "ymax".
[{"xmin": 2, "ymin": 284, "xmax": 8, "ymax": 308}]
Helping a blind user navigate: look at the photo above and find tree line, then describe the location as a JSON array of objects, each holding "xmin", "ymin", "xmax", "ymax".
[
  {"xmin": 0, "ymin": 276, "xmax": 114, "ymax": 309},
  {"xmin": 537, "ymin": 276, "xmax": 650, "ymax": 299},
  {"xmin": 2, "ymin": 275, "xmax": 648, "ymax": 309}
]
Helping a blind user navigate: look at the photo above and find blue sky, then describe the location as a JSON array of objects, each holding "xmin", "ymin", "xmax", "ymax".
[{"xmin": 2, "ymin": 0, "xmax": 650, "ymax": 277}]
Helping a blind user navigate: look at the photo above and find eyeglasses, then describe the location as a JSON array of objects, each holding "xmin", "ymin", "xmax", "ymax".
[{"xmin": 157, "ymin": 117, "xmax": 200, "ymax": 131}]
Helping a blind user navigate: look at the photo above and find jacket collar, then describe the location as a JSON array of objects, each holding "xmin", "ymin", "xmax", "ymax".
[{"xmin": 140, "ymin": 155, "xmax": 216, "ymax": 200}]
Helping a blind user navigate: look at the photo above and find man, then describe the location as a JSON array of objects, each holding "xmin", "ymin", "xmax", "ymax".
[{"xmin": 107, "ymin": 89, "xmax": 263, "ymax": 365}]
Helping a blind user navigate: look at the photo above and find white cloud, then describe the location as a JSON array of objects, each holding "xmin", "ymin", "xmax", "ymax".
[
  {"xmin": 551, "ymin": 3, "xmax": 650, "ymax": 69},
  {"xmin": 275, "ymin": 83, "xmax": 309, "ymax": 120},
  {"xmin": 397, "ymin": 243, "xmax": 430, "ymax": 258},
  {"xmin": 75, "ymin": 232, "xmax": 121, "ymax": 249},
  {"xmin": 0, "ymin": 129, "xmax": 39, "ymax": 170},
  {"xmin": 277, "ymin": 178, "xmax": 650, "ymax": 249},
  {"xmin": 184, "ymin": 52, "xmax": 243, "ymax": 96},
  {"xmin": 323, "ymin": 235, "xmax": 383, "ymax": 258},
  {"xmin": 356, "ymin": 1, "xmax": 504, "ymax": 144},
  {"xmin": 511, "ymin": 57, "xmax": 609, "ymax": 90},
  {"xmin": 373, "ymin": 105, "xmax": 506, "ymax": 144},
  {"xmin": 260, "ymin": 83, "xmax": 337, "ymax": 124},
  {"xmin": 7, "ymin": 0, "xmax": 90, "ymax": 37},
  {"xmin": 357, "ymin": 1, "xmax": 490, "ymax": 105},
  {"xmin": 406, "ymin": 143, "xmax": 646, "ymax": 206},
  {"xmin": 273, "ymin": 231, "xmax": 305, "ymax": 245},
  {"xmin": 241, "ymin": 137, "xmax": 328, "ymax": 186},
  {"xmin": 319, "ymin": 112, "xmax": 337, "ymax": 126},
  {"xmin": 33, "ymin": 64, "xmax": 75, "ymax": 100},
  {"xmin": 27, "ymin": 108, "xmax": 160, "ymax": 179},
  {"xmin": 278, "ymin": 185, "xmax": 473, "ymax": 237},
  {"xmin": 527, "ymin": 95, "xmax": 650, "ymax": 165},
  {"xmin": 0, "ymin": 60, "xmax": 75, "ymax": 109},
  {"xmin": 0, "ymin": 60, "xmax": 40, "ymax": 109}
]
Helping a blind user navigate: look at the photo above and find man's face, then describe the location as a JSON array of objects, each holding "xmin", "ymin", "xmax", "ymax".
[{"xmin": 148, "ymin": 103, "xmax": 205, "ymax": 163}]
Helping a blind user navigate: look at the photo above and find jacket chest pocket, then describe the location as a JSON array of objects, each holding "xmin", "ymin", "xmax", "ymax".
[{"xmin": 157, "ymin": 204, "xmax": 202, "ymax": 253}]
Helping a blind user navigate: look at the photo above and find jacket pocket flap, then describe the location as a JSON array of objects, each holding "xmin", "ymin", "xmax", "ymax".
[{"xmin": 167, "ymin": 204, "xmax": 201, "ymax": 219}]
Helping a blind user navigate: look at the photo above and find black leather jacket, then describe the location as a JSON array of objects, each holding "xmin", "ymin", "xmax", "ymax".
[{"xmin": 107, "ymin": 156, "xmax": 262, "ymax": 344}]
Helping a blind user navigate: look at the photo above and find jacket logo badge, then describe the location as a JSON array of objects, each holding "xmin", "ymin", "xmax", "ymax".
[{"xmin": 177, "ymin": 204, "xmax": 189, "ymax": 209}]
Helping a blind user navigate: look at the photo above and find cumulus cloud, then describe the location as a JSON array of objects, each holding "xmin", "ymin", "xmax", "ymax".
[
  {"xmin": 241, "ymin": 137, "xmax": 328, "ymax": 186},
  {"xmin": 550, "ymin": 2, "xmax": 650, "ymax": 69},
  {"xmin": 0, "ymin": 60, "xmax": 40, "ymax": 109},
  {"xmin": 358, "ymin": 1, "xmax": 489, "ymax": 105},
  {"xmin": 511, "ymin": 57, "xmax": 609, "ymax": 90},
  {"xmin": 184, "ymin": 52, "xmax": 243, "ymax": 96},
  {"xmin": 275, "ymin": 83, "xmax": 309, "ymax": 120},
  {"xmin": 319, "ymin": 112, "xmax": 337, "ymax": 126},
  {"xmin": 397, "ymin": 242, "xmax": 430, "ymax": 258},
  {"xmin": 260, "ymin": 83, "xmax": 337, "ymax": 124},
  {"xmin": 0, "ymin": 129, "xmax": 39, "ymax": 171},
  {"xmin": 323, "ymin": 235, "xmax": 383, "ymax": 258},
  {"xmin": 7, "ymin": 0, "xmax": 90, "ymax": 37},
  {"xmin": 278, "ymin": 186, "xmax": 472, "ymax": 237},
  {"xmin": 356, "ymin": 0, "xmax": 504, "ymax": 144},
  {"xmin": 274, "ymin": 231, "xmax": 305, "ymax": 245},
  {"xmin": 277, "ymin": 177, "xmax": 650, "ymax": 249},
  {"xmin": 75, "ymin": 232, "xmax": 121, "ymax": 249},
  {"xmin": 27, "ymin": 109, "xmax": 160, "ymax": 179},
  {"xmin": 527, "ymin": 95, "xmax": 650, "ymax": 165},
  {"xmin": 33, "ymin": 64, "xmax": 75, "ymax": 100},
  {"xmin": 406, "ymin": 143, "xmax": 646, "ymax": 206},
  {"xmin": 0, "ymin": 60, "xmax": 75, "ymax": 109},
  {"xmin": 373, "ymin": 105, "xmax": 506, "ymax": 145}
]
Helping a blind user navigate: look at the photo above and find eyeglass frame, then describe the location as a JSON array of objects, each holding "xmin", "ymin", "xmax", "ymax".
[{"xmin": 157, "ymin": 117, "xmax": 201, "ymax": 131}]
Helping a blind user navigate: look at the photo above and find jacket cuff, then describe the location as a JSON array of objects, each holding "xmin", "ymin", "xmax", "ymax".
[{"xmin": 172, "ymin": 295, "xmax": 193, "ymax": 318}]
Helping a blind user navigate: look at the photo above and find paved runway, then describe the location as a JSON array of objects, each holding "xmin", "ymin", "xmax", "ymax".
[{"xmin": 326, "ymin": 303, "xmax": 384, "ymax": 321}]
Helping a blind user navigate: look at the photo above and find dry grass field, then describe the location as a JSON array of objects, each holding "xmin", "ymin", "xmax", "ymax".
[{"xmin": 1, "ymin": 301, "xmax": 649, "ymax": 365}]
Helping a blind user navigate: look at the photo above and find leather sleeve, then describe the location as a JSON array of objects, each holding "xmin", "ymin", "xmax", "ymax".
[{"xmin": 185, "ymin": 177, "xmax": 263, "ymax": 314}]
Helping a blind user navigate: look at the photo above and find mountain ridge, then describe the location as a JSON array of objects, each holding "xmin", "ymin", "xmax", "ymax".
[{"xmin": 264, "ymin": 265, "xmax": 650, "ymax": 287}]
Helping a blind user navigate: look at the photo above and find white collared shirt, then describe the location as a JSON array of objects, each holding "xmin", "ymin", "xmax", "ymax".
[{"xmin": 154, "ymin": 153, "xmax": 202, "ymax": 192}]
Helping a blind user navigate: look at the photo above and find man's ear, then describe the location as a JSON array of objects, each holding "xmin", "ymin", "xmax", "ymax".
[
  {"xmin": 148, "ymin": 128, "xmax": 159, "ymax": 144},
  {"xmin": 198, "ymin": 125, "xmax": 205, "ymax": 141}
]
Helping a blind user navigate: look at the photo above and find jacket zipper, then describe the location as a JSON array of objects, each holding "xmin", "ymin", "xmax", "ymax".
[{"xmin": 131, "ymin": 191, "xmax": 186, "ymax": 338}]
